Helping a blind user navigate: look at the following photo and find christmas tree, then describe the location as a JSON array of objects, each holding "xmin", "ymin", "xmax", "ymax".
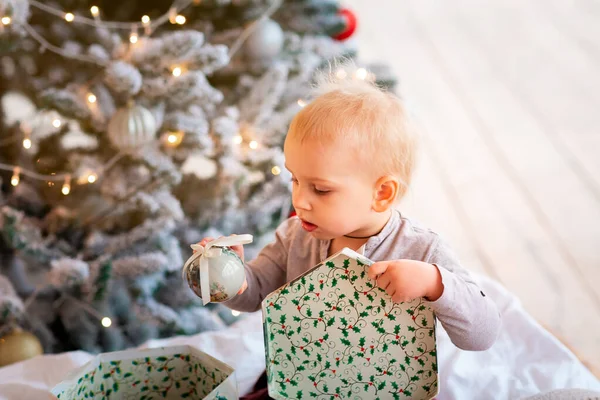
[{"xmin": 0, "ymin": 0, "xmax": 395, "ymax": 355}]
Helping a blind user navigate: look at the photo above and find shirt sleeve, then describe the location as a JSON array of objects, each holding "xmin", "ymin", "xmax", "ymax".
[
  {"xmin": 425, "ymin": 237, "xmax": 501, "ymax": 351},
  {"xmin": 223, "ymin": 218, "xmax": 294, "ymax": 312}
]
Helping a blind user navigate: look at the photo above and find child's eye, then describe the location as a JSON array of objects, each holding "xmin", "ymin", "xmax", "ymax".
[{"xmin": 314, "ymin": 188, "xmax": 331, "ymax": 195}]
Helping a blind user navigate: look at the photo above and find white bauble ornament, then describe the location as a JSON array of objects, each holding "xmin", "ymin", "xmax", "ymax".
[
  {"xmin": 243, "ymin": 18, "xmax": 284, "ymax": 63},
  {"xmin": 107, "ymin": 103, "xmax": 157, "ymax": 151},
  {"xmin": 182, "ymin": 235, "xmax": 252, "ymax": 305}
]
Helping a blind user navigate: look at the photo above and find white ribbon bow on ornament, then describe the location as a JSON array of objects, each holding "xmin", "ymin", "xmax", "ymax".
[{"xmin": 182, "ymin": 234, "xmax": 253, "ymax": 305}]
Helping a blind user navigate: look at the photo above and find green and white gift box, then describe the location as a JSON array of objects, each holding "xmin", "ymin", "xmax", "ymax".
[
  {"xmin": 50, "ymin": 247, "xmax": 439, "ymax": 400},
  {"xmin": 51, "ymin": 345, "xmax": 237, "ymax": 399},
  {"xmin": 262, "ymin": 248, "xmax": 440, "ymax": 400}
]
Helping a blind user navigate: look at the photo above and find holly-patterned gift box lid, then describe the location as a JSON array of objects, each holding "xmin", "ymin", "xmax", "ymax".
[
  {"xmin": 262, "ymin": 248, "xmax": 439, "ymax": 400},
  {"xmin": 50, "ymin": 345, "xmax": 237, "ymax": 400}
]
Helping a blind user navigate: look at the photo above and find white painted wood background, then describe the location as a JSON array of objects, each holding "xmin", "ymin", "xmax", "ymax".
[{"xmin": 344, "ymin": 0, "xmax": 600, "ymax": 372}]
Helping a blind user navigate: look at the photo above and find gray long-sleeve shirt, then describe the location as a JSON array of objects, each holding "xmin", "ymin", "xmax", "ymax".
[{"xmin": 226, "ymin": 209, "xmax": 501, "ymax": 351}]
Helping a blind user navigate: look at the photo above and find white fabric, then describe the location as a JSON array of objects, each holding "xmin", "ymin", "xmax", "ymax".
[
  {"xmin": 0, "ymin": 275, "xmax": 598, "ymax": 400},
  {"xmin": 0, "ymin": 312, "xmax": 266, "ymax": 400},
  {"xmin": 434, "ymin": 276, "xmax": 600, "ymax": 399}
]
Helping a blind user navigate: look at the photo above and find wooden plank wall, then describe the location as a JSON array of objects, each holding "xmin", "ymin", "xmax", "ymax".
[{"xmin": 344, "ymin": 0, "xmax": 600, "ymax": 371}]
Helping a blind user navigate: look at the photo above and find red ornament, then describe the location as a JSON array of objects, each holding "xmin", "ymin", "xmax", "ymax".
[{"xmin": 334, "ymin": 8, "xmax": 357, "ymax": 41}]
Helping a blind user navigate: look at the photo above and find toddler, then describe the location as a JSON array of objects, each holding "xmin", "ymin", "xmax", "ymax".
[{"xmin": 199, "ymin": 62, "xmax": 501, "ymax": 353}]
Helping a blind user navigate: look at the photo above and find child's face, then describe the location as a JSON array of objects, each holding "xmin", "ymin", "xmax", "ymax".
[{"xmin": 284, "ymin": 137, "xmax": 378, "ymax": 240}]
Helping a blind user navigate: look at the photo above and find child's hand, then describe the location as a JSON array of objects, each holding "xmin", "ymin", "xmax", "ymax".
[
  {"xmin": 195, "ymin": 236, "xmax": 248, "ymax": 296},
  {"xmin": 367, "ymin": 260, "xmax": 443, "ymax": 303},
  {"xmin": 196, "ymin": 236, "xmax": 245, "ymax": 262}
]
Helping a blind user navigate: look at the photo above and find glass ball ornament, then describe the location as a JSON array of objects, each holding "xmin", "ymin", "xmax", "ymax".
[
  {"xmin": 0, "ymin": 328, "xmax": 43, "ymax": 367},
  {"xmin": 243, "ymin": 18, "xmax": 284, "ymax": 63},
  {"xmin": 183, "ymin": 245, "xmax": 246, "ymax": 304},
  {"xmin": 107, "ymin": 102, "xmax": 157, "ymax": 152}
]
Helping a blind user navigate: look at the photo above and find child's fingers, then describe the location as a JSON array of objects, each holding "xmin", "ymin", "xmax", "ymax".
[
  {"xmin": 387, "ymin": 289, "xmax": 396, "ymax": 300},
  {"xmin": 230, "ymin": 244, "xmax": 243, "ymax": 251},
  {"xmin": 392, "ymin": 292, "xmax": 410, "ymax": 304},
  {"xmin": 230, "ymin": 244, "xmax": 244, "ymax": 260},
  {"xmin": 237, "ymin": 279, "xmax": 248, "ymax": 295},
  {"xmin": 376, "ymin": 274, "xmax": 391, "ymax": 290},
  {"xmin": 367, "ymin": 262, "xmax": 390, "ymax": 280},
  {"xmin": 200, "ymin": 237, "xmax": 215, "ymax": 246},
  {"xmin": 224, "ymin": 234, "xmax": 245, "ymax": 259},
  {"xmin": 194, "ymin": 237, "xmax": 215, "ymax": 253},
  {"xmin": 196, "ymin": 235, "xmax": 245, "ymax": 259}
]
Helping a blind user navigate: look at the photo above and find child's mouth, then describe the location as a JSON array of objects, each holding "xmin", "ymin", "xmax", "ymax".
[{"xmin": 301, "ymin": 220, "xmax": 318, "ymax": 232}]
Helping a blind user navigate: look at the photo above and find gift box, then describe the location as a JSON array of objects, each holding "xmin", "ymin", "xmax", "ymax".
[
  {"xmin": 262, "ymin": 248, "xmax": 439, "ymax": 400},
  {"xmin": 51, "ymin": 345, "xmax": 237, "ymax": 399}
]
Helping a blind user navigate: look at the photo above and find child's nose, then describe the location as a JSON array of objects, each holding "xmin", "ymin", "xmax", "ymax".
[{"xmin": 292, "ymin": 188, "xmax": 311, "ymax": 211}]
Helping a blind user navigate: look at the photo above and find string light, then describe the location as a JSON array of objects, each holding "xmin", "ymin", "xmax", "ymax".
[
  {"xmin": 22, "ymin": 0, "xmax": 283, "ymax": 66},
  {"xmin": 28, "ymin": 0, "xmax": 195, "ymax": 29},
  {"xmin": 129, "ymin": 26, "xmax": 139, "ymax": 44},
  {"xmin": 1, "ymin": 16, "xmax": 11, "ymax": 25},
  {"xmin": 21, "ymin": 122, "xmax": 32, "ymax": 150},
  {"xmin": 52, "ymin": 118, "xmax": 62, "ymax": 128},
  {"xmin": 163, "ymin": 131, "xmax": 184, "ymax": 147},
  {"xmin": 11, "ymin": 167, "xmax": 20, "ymax": 186},
  {"xmin": 23, "ymin": 289, "xmax": 120, "ymax": 336},
  {"xmin": 172, "ymin": 66, "xmax": 182, "ymax": 77},
  {"xmin": 355, "ymin": 68, "xmax": 368, "ymax": 80},
  {"xmin": 0, "ymin": 150, "xmax": 125, "ymax": 194},
  {"xmin": 169, "ymin": 7, "xmax": 177, "ymax": 24},
  {"xmin": 87, "ymin": 93, "xmax": 97, "ymax": 103},
  {"xmin": 249, "ymin": 140, "xmax": 258, "ymax": 149},
  {"xmin": 336, "ymin": 68, "xmax": 347, "ymax": 79},
  {"xmin": 231, "ymin": 310, "xmax": 241, "ymax": 317},
  {"xmin": 271, "ymin": 166, "xmax": 281, "ymax": 176},
  {"xmin": 141, "ymin": 15, "xmax": 151, "ymax": 34},
  {"xmin": 233, "ymin": 135, "xmax": 243, "ymax": 145},
  {"xmin": 61, "ymin": 176, "xmax": 71, "ymax": 195},
  {"xmin": 297, "ymin": 99, "xmax": 306, "ymax": 107},
  {"xmin": 87, "ymin": 173, "xmax": 97, "ymax": 183}
]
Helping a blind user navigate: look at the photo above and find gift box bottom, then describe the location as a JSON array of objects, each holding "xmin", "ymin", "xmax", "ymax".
[{"xmin": 51, "ymin": 345, "xmax": 237, "ymax": 400}]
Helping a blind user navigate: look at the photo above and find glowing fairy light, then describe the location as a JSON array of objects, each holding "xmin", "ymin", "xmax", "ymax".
[
  {"xmin": 355, "ymin": 68, "xmax": 368, "ymax": 80},
  {"xmin": 11, "ymin": 167, "xmax": 20, "ymax": 186}
]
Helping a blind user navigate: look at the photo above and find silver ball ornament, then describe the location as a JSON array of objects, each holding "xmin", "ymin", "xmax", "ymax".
[
  {"xmin": 107, "ymin": 103, "xmax": 157, "ymax": 151},
  {"xmin": 243, "ymin": 18, "xmax": 284, "ymax": 63}
]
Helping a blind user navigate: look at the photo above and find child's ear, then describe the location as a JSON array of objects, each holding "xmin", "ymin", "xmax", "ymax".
[{"xmin": 372, "ymin": 175, "xmax": 399, "ymax": 212}]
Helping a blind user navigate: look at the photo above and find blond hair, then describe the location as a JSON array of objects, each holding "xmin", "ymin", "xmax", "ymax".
[{"xmin": 287, "ymin": 60, "xmax": 417, "ymax": 199}]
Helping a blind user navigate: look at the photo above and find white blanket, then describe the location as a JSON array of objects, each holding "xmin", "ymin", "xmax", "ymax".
[{"xmin": 0, "ymin": 275, "xmax": 598, "ymax": 399}]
